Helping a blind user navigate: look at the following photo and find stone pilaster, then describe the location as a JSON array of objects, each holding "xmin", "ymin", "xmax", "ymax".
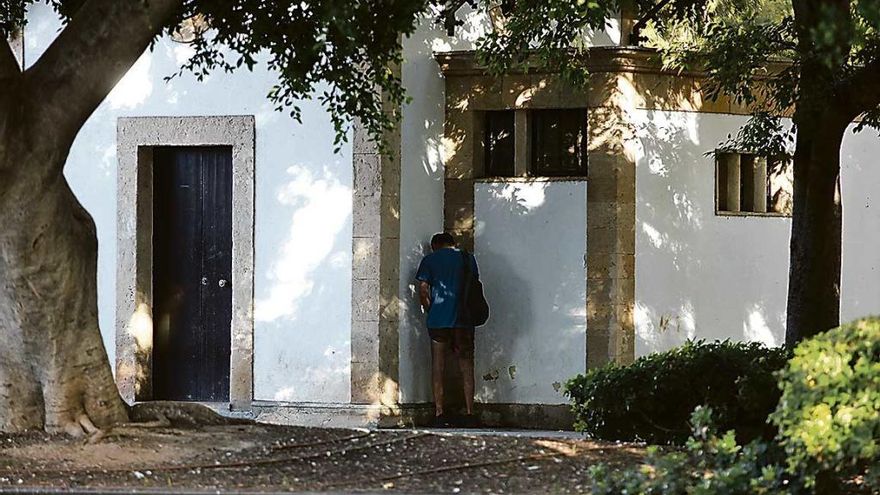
[
  {"xmin": 443, "ymin": 80, "xmax": 482, "ymax": 251},
  {"xmin": 350, "ymin": 111, "xmax": 402, "ymax": 406},
  {"xmin": 586, "ymin": 74, "xmax": 637, "ymax": 368}
]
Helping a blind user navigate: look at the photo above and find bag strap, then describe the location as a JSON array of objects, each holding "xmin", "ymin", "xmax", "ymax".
[
  {"xmin": 458, "ymin": 249, "xmax": 473, "ymax": 321},
  {"xmin": 460, "ymin": 249, "xmax": 472, "ymax": 278}
]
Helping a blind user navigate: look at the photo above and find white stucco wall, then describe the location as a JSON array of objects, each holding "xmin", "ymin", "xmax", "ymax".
[
  {"xmin": 839, "ymin": 129, "xmax": 880, "ymax": 322},
  {"xmin": 634, "ymin": 109, "xmax": 880, "ymax": 356},
  {"xmin": 474, "ymin": 181, "xmax": 587, "ymax": 404},
  {"xmin": 23, "ymin": 2, "xmax": 632, "ymax": 407},
  {"xmin": 25, "ymin": 4, "xmax": 353, "ymax": 403}
]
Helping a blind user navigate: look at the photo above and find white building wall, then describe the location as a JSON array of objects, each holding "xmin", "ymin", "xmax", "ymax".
[
  {"xmin": 23, "ymin": 2, "xmax": 687, "ymax": 409},
  {"xmin": 840, "ymin": 129, "xmax": 880, "ymax": 322},
  {"xmin": 634, "ymin": 109, "xmax": 880, "ymax": 356},
  {"xmin": 474, "ymin": 181, "xmax": 587, "ymax": 404},
  {"xmin": 25, "ymin": 4, "xmax": 353, "ymax": 403}
]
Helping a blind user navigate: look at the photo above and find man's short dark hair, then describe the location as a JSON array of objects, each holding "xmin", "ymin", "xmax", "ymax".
[{"xmin": 431, "ymin": 232, "xmax": 455, "ymax": 247}]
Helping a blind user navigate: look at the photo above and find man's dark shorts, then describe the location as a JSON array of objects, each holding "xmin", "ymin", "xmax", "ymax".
[{"xmin": 428, "ymin": 327, "xmax": 473, "ymax": 342}]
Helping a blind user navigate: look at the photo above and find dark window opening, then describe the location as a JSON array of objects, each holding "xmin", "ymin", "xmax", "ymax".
[
  {"xmin": 717, "ymin": 157, "xmax": 730, "ymax": 212},
  {"xmin": 530, "ymin": 109, "xmax": 588, "ymax": 177},
  {"xmin": 483, "ymin": 110, "xmax": 515, "ymax": 177},
  {"xmin": 739, "ymin": 154, "xmax": 759, "ymax": 213}
]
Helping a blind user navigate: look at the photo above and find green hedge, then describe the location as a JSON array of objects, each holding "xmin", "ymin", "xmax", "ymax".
[
  {"xmin": 771, "ymin": 317, "xmax": 880, "ymax": 491},
  {"xmin": 565, "ymin": 340, "xmax": 790, "ymax": 444},
  {"xmin": 584, "ymin": 318, "xmax": 880, "ymax": 493}
]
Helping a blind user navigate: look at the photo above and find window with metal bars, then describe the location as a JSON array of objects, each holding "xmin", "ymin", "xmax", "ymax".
[{"xmin": 716, "ymin": 152, "xmax": 793, "ymax": 216}]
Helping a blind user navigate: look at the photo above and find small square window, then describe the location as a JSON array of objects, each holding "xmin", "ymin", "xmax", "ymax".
[
  {"xmin": 530, "ymin": 109, "xmax": 588, "ymax": 177},
  {"xmin": 716, "ymin": 152, "xmax": 792, "ymax": 216},
  {"xmin": 483, "ymin": 110, "xmax": 515, "ymax": 177}
]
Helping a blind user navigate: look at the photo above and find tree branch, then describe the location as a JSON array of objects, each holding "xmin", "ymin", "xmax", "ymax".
[
  {"xmin": 631, "ymin": 0, "xmax": 673, "ymax": 45},
  {"xmin": 24, "ymin": 0, "xmax": 182, "ymax": 160},
  {"xmin": 0, "ymin": 38, "xmax": 23, "ymax": 176},
  {"xmin": 837, "ymin": 59, "xmax": 880, "ymax": 123},
  {"xmin": 0, "ymin": 38, "xmax": 20, "ymax": 78}
]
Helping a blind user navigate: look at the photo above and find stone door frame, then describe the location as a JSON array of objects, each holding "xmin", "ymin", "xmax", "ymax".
[{"xmin": 115, "ymin": 115, "xmax": 256, "ymax": 411}]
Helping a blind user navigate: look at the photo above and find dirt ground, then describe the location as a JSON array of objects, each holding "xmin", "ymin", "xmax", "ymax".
[{"xmin": 0, "ymin": 422, "xmax": 645, "ymax": 494}]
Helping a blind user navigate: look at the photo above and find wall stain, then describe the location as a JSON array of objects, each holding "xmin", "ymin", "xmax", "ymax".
[
  {"xmin": 658, "ymin": 314, "xmax": 682, "ymax": 334},
  {"xmin": 507, "ymin": 365, "xmax": 517, "ymax": 380},
  {"xmin": 482, "ymin": 369, "xmax": 500, "ymax": 381},
  {"xmin": 551, "ymin": 381, "xmax": 562, "ymax": 392},
  {"xmin": 658, "ymin": 314, "xmax": 672, "ymax": 333}
]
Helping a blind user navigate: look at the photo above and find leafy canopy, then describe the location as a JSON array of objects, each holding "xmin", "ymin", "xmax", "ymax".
[
  {"xmin": 1, "ymin": 0, "xmax": 443, "ymax": 149},
  {"xmin": 6, "ymin": 0, "xmax": 880, "ymax": 153},
  {"xmin": 476, "ymin": 0, "xmax": 880, "ymax": 155}
]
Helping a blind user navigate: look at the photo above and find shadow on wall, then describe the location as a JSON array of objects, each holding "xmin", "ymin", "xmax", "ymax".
[
  {"xmin": 632, "ymin": 105, "xmax": 791, "ymax": 355},
  {"xmin": 253, "ymin": 159, "xmax": 353, "ymax": 403},
  {"xmin": 400, "ymin": 240, "xmax": 433, "ymax": 403},
  {"xmin": 474, "ymin": 249, "xmax": 531, "ymax": 404}
]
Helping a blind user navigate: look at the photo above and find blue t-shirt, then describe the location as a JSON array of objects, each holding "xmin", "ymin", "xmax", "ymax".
[{"xmin": 416, "ymin": 248, "xmax": 479, "ymax": 329}]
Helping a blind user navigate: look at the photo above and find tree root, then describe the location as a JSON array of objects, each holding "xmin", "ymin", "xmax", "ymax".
[
  {"xmin": 57, "ymin": 402, "xmax": 252, "ymax": 444},
  {"xmin": 87, "ymin": 401, "xmax": 251, "ymax": 444},
  {"xmin": 56, "ymin": 414, "xmax": 102, "ymax": 439},
  {"xmin": 86, "ymin": 414, "xmax": 170, "ymax": 444},
  {"xmin": 78, "ymin": 414, "xmax": 99, "ymax": 435},
  {"xmin": 129, "ymin": 401, "xmax": 250, "ymax": 428}
]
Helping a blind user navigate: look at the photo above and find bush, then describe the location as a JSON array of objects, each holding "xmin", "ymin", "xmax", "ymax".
[
  {"xmin": 589, "ymin": 407, "xmax": 800, "ymax": 495},
  {"xmin": 565, "ymin": 340, "xmax": 790, "ymax": 444},
  {"xmin": 771, "ymin": 317, "xmax": 880, "ymax": 491}
]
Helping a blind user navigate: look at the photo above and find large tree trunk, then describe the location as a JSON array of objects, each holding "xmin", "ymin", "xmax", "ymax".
[
  {"xmin": 785, "ymin": 116, "xmax": 845, "ymax": 345},
  {"xmin": 0, "ymin": 0, "xmax": 183, "ymax": 434},
  {"xmin": 0, "ymin": 142, "xmax": 127, "ymax": 435}
]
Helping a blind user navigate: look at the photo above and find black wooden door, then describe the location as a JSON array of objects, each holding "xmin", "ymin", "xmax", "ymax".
[{"xmin": 153, "ymin": 146, "xmax": 233, "ymax": 402}]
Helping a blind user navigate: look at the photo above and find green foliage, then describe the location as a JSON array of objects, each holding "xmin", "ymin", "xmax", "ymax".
[
  {"xmin": 587, "ymin": 319, "xmax": 880, "ymax": 493},
  {"xmin": 565, "ymin": 340, "xmax": 790, "ymax": 444},
  {"xmin": 476, "ymin": 0, "xmax": 615, "ymax": 85},
  {"xmin": 1, "ymin": 0, "xmax": 437, "ymax": 151},
  {"xmin": 714, "ymin": 111, "xmax": 794, "ymax": 160},
  {"xmin": 589, "ymin": 407, "xmax": 800, "ymax": 495},
  {"xmin": 770, "ymin": 317, "xmax": 880, "ymax": 490},
  {"xmin": 476, "ymin": 0, "xmax": 880, "ymax": 158}
]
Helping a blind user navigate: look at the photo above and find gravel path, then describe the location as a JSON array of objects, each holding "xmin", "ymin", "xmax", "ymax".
[{"xmin": 0, "ymin": 424, "xmax": 645, "ymax": 493}]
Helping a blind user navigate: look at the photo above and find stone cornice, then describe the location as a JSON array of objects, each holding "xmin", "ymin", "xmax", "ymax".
[
  {"xmin": 435, "ymin": 47, "xmax": 789, "ymax": 79},
  {"xmin": 437, "ymin": 47, "xmax": 678, "ymax": 77}
]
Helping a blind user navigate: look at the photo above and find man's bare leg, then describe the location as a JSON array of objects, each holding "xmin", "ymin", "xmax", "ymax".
[
  {"xmin": 455, "ymin": 328, "xmax": 475, "ymax": 416},
  {"xmin": 431, "ymin": 339, "xmax": 447, "ymax": 416}
]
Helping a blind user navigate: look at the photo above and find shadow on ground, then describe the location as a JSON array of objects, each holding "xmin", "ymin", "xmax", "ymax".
[{"xmin": 0, "ymin": 423, "xmax": 645, "ymax": 493}]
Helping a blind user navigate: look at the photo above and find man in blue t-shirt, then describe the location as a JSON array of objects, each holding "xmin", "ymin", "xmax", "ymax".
[{"xmin": 416, "ymin": 232, "xmax": 479, "ymax": 427}]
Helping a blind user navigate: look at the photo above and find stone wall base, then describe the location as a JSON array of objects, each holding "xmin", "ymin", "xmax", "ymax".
[{"xmin": 212, "ymin": 401, "xmax": 575, "ymax": 431}]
